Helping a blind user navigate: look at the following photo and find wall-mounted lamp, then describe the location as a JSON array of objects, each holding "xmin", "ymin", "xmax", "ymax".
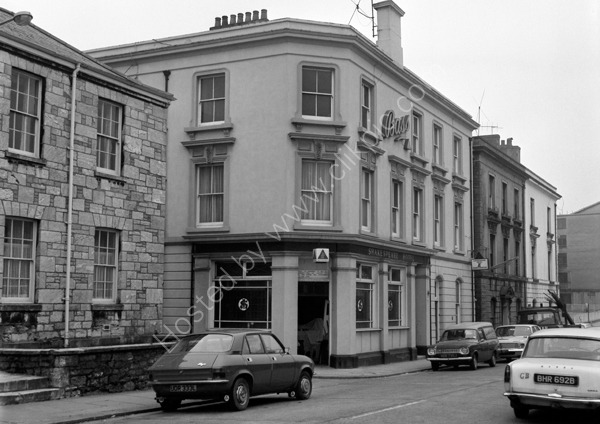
[{"xmin": 0, "ymin": 11, "xmax": 33, "ymax": 28}]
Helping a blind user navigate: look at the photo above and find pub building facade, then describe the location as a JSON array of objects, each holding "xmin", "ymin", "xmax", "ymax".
[{"xmin": 90, "ymin": 1, "xmax": 478, "ymax": 367}]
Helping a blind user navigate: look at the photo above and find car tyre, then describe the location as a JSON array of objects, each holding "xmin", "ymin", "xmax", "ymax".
[
  {"xmin": 431, "ymin": 362, "xmax": 440, "ymax": 371},
  {"xmin": 295, "ymin": 371, "xmax": 312, "ymax": 400},
  {"xmin": 513, "ymin": 405, "xmax": 529, "ymax": 418},
  {"xmin": 229, "ymin": 377, "xmax": 250, "ymax": 411},
  {"xmin": 159, "ymin": 398, "xmax": 181, "ymax": 412},
  {"xmin": 487, "ymin": 352, "xmax": 497, "ymax": 367},
  {"xmin": 469, "ymin": 354, "xmax": 478, "ymax": 370}
]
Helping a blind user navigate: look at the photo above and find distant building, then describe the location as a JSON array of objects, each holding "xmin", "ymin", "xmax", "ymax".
[
  {"xmin": 90, "ymin": 1, "xmax": 479, "ymax": 367},
  {"xmin": 0, "ymin": 8, "xmax": 172, "ymax": 348},
  {"xmin": 472, "ymin": 135, "xmax": 560, "ymax": 326},
  {"xmin": 557, "ymin": 202, "xmax": 600, "ymax": 308}
]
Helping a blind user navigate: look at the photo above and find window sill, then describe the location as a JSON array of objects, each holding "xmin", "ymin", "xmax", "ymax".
[
  {"xmin": 356, "ymin": 328, "xmax": 382, "ymax": 333},
  {"xmin": 412, "ymin": 241, "xmax": 427, "ymax": 248},
  {"xmin": 390, "ymin": 236, "xmax": 408, "ymax": 244},
  {"xmin": 293, "ymin": 224, "xmax": 343, "ymax": 232},
  {"xmin": 91, "ymin": 304, "xmax": 124, "ymax": 311},
  {"xmin": 0, "ymin": 303, "xmax": 42, "ymax": 312},
  {"xmin": 95, "ymin": 170, "xmax": 126, "ymax": 185},
  {"xmin": 291, "ymin": 117, "xmax": 346, "ymax": 134},
  {"xmin": 5, "ymin": 151, "xmax": 47, "ymax": 167},
  {"xmin": 453, "ymin": 249, "xmax": 466, "ymax": 256},
  {"xmin": 184, "ymin": 122, "xmax": 234, "ymax": 137},
  {"xmin": 388, "ymin": 326, "xmax": 410, "ymax": 330},
  {"xmin": 185, "ymin": 226, "xmax": 230, "ymax": 236}
]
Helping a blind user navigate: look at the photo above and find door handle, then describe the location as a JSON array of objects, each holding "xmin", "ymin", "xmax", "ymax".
[
  {"xmin": 271, "ymin": 356, "xmax": 277, "ymax": 361},
  {"xmin": 246, "ymin": 357, "xmax": 253, "ymax": 362}
]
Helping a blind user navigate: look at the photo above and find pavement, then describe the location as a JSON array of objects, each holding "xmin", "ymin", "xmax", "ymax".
[{"xmin": 0, "ymin": 357, "xmax": 430, "ymax": 424}]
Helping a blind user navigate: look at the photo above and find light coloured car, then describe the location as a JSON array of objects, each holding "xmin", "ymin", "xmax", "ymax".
[
  {"xmin": 496, "ymin": 324, "xmax": 541, "ymax": 362},
  {"xmin": 504, "ymin": 327, "xmax": 600, "ymax": 418}
]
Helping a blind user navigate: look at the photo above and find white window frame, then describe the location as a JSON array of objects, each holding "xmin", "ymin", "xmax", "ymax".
[
  {"xmin": 300, "ymin": 159, "xmax": 334, "ymax": 226},
  {"xmin": 454, "ymin": 202, "xmax": 464, "ymax": 251},
  {"xmin": 2, "ymin": 218, "xmax": 36, "ymax": 303},
  {"xmin": 198, "ymin": 73, "xmax": 226, "ymax": 126},
  {"xmin": 96, "ymin": 99, "xmax": 123, "ymax": 175},
  {"xmin": 361, "ymin": 168, "xmax": 374, "ymax": 232},
  {"xmin": 433, "ymin": 123, "xmax": 442, "ymax": 165},
  {"xmin": 196, "ymin": 163, "xmax": 225, "ymax": 228},
  {"xmin": 411, "ymin": 111, "xmax": 422, "ymax": 155},
  {"xmin": 412, "ymin": 187, "xmax": 423, "ymax": 242},
  {"xmin": 356, "ymin": 263, "xmax": 375, "ymax": 329},
  {"xmin": 391, "ymin": 179, "xmax": 404, "ymax": 239},
  {"xmin": 434, "ymin": 195, "xmax": 444, "ymax": 247},
  {"xmin": 360, "ymin": 80, "xmax": 373, "ymax": 130},
  {"xmin": 455, "ymin": 280, "xmax": 462, "ymax": 324},
  {"xmin": 93, "ymin": 229, "xmax": 119, "ymax": 303},
  {"xmin": 301, "ymin": 67, "xmax": 333, "ymax": 120},
  {"xmin": 388, "ymin": 267, "xmax": 407, "ymax": 327},
  {"xmin": 488, "ymin": 174, "xmax": 496, "ymax": 209},
  {"xmin": 9, "ymin": 69, "xmax": 42, "ymax": 158},
  {"xmin": 453, "ymin": 135, "xmax": 462, "ymax": 175}
]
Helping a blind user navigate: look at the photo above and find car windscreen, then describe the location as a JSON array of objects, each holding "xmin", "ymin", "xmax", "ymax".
[
  {"xmin": 440, "ymin": 329, "xmax": 478, "ymax": 341},
  {"xmin": 497, "ymin": 326, "xmax": 531, "ymax": 337},
  {"xmin": 523, "ymin": 336, "xmax": 600, "ymax": 361},
  {"xmin": 170, "ymin": 334, "xmax": 234, "ymax": 353}
]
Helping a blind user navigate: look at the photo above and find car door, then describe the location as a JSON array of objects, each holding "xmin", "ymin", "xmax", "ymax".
[
  {"xmin": 477, "ymin": 328, "xmax": 491, "ymax": 362},
  {"xmin": 242, "ymin": 334, "xmax": 272, "ymax": 394},
  {"xmin": 261, "ymin": 334, "xmax": 296, "ymax": 391}
]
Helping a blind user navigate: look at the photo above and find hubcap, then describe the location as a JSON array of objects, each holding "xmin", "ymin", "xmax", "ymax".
[
  {"xmin": 236, "ymin": 384, "xmax": 248, "ymax": 404},
  {"xmin": 300, "ymin": 378, "xmax": 310, "ymax": 393}
]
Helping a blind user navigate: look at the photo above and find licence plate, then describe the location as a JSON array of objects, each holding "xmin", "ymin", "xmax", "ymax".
[
  {"xmin": 441, "ymin": 353, "xmax": 457, "ymax": 358},
  {"xmin": 170, "ymin": 384, "xmax": 197, "ymax": 392},
  {"xmin": 534, "ymin": 374, "xmax": 578, "ymax": 386}
]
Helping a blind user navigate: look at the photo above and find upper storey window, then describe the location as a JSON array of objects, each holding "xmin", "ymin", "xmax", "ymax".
[
  {"xmin": 9, "ymin": 69, "xmax": 42, "ymax": 157},
  {"xmin": 302, "ymin": 67, "xmax": 333, "ymax": 119},
  {"xmin": 96, "ymin": 99, "xmax": 123, "ymax": 175},
  {"xmin": 198, "ymin": 74, "xmax": 225, "ymax": 125},
  {"xmin": 361, "ymin": 80, "xmax": 374, "ymax": 130},
  {"xmin": 411, "ymin": 111, "xmax": 422, "ymax": 156}
]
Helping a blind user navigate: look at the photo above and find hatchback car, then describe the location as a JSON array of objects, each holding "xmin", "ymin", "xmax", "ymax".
[
  {"xmin": 426, "ymin": 322, "xmax": 499, "ymax": 371},
  {"xmin": 149, "ymin": 330, "xmax": 314, "ymax": 411},
  {"xmin": 496, "ymin": 324, "xmax": 541, "ymax": 362},
  {"xmin": 504, "ymin": 327, "xmax": 600, "ymax": 418}
]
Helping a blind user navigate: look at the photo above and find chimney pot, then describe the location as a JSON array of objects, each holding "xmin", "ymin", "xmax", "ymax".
[
  {"xmin": 245, "ymin": 12, "xmax": 252, "ymax": 22},
  {"xmin": 214, "ymin": 17, "xmax": 221, "ymax": 28},
  {"xmin": 222, "ymin": 15, "xmax": 228, "ymax": 26},
  {"xmin": 507, "ymin": 137, "xmax": 513, "ymax": 146},
  {"xmin": 252, "ymin": 10, "xmax": 259, "ymax": 21},
  {"xmin": 260, "ymin": 9, "xmax": 268, "ymax": 20},
  {"xmin": 237, "ymin": 13, "xmax": 244, "ymax": 24},
  {"xmin": 230, "ymin": 14, "xmax": 236, "ymax": 25}
]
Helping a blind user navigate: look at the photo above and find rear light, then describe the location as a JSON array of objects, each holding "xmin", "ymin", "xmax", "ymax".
[{"xmin": 504, "ymin": 365, "xmax": 511, "ymax": 383}]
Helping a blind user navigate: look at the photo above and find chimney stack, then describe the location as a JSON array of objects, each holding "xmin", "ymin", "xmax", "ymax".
[
  {"xmin": 210, "ymin": 9, "xmax": 269, "ymax": 30},
  {"xmin": 373, "ymin": 1, "xmax": 405, "ymax": 66}
]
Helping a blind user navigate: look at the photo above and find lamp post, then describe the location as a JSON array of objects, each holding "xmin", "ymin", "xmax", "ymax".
[{"xmin": 0, "ymin": 11, "xmax": 33, "ymax": 27}]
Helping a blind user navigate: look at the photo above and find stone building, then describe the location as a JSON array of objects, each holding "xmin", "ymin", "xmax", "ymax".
[
  {"xmin": 0, "ymin": 8, "xmax": 172, "ymax": 349},
  {"xmin": 90, "ymin": 1, "xmax": 478, "ymax": 367},
  {"xmin": 472, "ymin": 134, "xmax": 560, "ymax": 326}
]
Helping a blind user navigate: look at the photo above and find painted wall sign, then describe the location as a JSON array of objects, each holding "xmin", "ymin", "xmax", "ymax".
[{"xmin": 381, "ymin": 110, "xmax": 409, "ymax": 140}]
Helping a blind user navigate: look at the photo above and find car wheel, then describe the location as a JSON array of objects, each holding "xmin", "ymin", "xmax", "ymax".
[
  {"xmin": 469, "ymin": 354, "xmax": 478, "ymax": 370},
  {"xmin": 488, "ymin": 352, "xmax": 497, "ymax": 367},
  {"xmin": 229, "ymin": 377, "xmax": 250, "ymax": 411},
  {"xmin": 431, "ymin": 362, "xmax": 440, "ymax": 371},
  {"xmin": 513, "ymin": 405, "xmax": 529, "ymax": 418},
  {"xmin": 295, "ymin": 371, "xmax": 312, "ymax": 400},
  {"xmin": 159, "ymin": 398, "xmax": 181, "ymax": 412}
]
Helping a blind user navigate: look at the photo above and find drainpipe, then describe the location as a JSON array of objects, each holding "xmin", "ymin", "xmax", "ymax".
[
  {"xmin": 469, "ymin": 137, "xmax": 475, "ymax": 322},
  {"xmin": 64, "ymin": 63, "xmax": 80, "ymax": 348}
]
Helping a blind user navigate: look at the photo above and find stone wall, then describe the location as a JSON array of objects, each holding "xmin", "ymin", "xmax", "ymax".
[{"xmin": 0, "ymin": 343, "xmax": 172, "ymax": 396}]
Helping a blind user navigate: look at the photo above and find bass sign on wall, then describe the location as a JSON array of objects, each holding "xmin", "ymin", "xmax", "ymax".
[{"xmin": 381, "ymin": 110, "xmax": 409, "ymax": 139}]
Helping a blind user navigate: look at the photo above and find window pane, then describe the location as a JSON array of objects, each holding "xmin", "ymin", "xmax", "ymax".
[
  {"xmin": 200, "ymin": 77, "xmax": 214, "ymax": 100},
  {"xmin": 316, "ymin": 95, "xmax": 331, "ymax": 117},
  {"xmin": 317, "ymin": 70, "xmax": 332, "ymax": 94},
  {"xmin": 213, "ymin": 75, "xmax": 225, "ymax": 98},
  {"xmin": 302, "ymin": 94, "xmax": 316, "ymax": 116},
  {"xmin": 302, "ymin": 68, "xmax": 317, "ymax": 92}
]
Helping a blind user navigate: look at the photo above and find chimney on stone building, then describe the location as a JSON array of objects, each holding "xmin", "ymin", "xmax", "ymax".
[
  {"xmin": 373, "ymin": 0, "xmax": 404, "ymax": 66},
  {"xmin": 501, "ymin": 137, "xmax": 521, "ymax": 162}
]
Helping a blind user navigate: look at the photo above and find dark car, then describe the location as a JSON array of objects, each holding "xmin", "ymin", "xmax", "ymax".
[
  {"xmin": 148, "ymin": 330, "xmax": 314, "ymax": 411},
  {"xmin": 426, "ymin": 322, "xmax": 499, "ymax": 370}
]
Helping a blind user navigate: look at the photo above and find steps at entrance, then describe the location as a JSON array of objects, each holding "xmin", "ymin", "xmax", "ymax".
[{"xmin": 0, "ymin": 371, "xmax": 61, "ymax": 405}]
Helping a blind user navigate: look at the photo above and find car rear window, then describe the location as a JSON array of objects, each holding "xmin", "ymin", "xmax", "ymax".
[
  {"xmin": 440, "ymin": 329, "xmax": 478, "ymax": 341},
  {"xmin": 170, "ymin": 334, "xmax": 234, "ymax": 353},
  {"xmin": 524, "ymin": 336, "xmax": 600, "ymax": 361}
]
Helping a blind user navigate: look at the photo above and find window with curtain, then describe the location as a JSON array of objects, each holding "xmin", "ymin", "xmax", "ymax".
[
  {"xmin": 94, "ymin": 229, "xmax": 118, "ymax": 301},
  {"xmin": 198, "ymin": 74, "xmax": 225, "ymax": 124},
  {"xmin": 301, "ymin": 159, "xmax": 333, "ymax": 224},
  {"xmin": 302, "ymin": 67, "xmax": 333, "ymax": 119},
  {"xmin": 9, "ymin": 69, "xmax": 42, "ymax": 157},
  {"xmin": 196, "ymin": 164, "xmax": 224, "ymax": 226},
  {"xmin": 96, "ymin": 99, "xmax": 122, "ymax": 174},
  {"xmin": 2, "ymin": 218, "xmax": 36, "ymax": 302}
]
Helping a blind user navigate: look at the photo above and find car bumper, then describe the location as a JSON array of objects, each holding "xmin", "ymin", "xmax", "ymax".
[
  {"xmin": 498, "ymin": 348, "xmax": 522, "ymax": 359},
  {"xmin": 151, "ymin": 380, "xmax": 231, "ymax": 399},
  {"xmin": 505, "ymin": 392, "xmax": 600, "ymax": 411},
  {"xmin": 428, "ymin": 356, "xmax": 472, "ymax": 363}
]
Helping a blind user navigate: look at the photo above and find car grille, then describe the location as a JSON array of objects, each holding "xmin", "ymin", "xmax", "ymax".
[
  {"xmin": 436, "ymin": 348, "xmax": 462, "ymax": 354},
  {"xmin": 500, "ymin": 343, "xmax": 520, "ymax": 349}
]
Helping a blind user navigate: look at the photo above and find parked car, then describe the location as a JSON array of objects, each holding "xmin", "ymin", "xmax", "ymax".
[
  {"xmin": 148, "ymin": 330, "xmax": 314, "ymax": 411},
  {"xmin": 426, "ymin": 322, "xmax": 499, "ymax": 371},
  {"xmin": 504, "ymin": 327, "xmax": 600, "ymax": 418},
  {"xmin": 496, "ymin": 324, "xmax": 541, "ymax": 362},
  {"xmin": 567, "ymin": 322, "xmax": 593, "ymax": 328}
]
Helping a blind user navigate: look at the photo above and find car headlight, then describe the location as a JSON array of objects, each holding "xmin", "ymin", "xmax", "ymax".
[
  {"xmin": 459, "ymin": 347, "xmax": 470, "ymax": 355},
  {"xmin": 519, "ymin": 343, "xmax": 525, "ymax": 348},
  {"xmin": 427, "ymin": 347, "xmax": 436, "ymax": 355}
]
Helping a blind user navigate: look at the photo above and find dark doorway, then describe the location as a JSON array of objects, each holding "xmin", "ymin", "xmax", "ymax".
[{"xmin": 298, "ymin": 281, "xmax": 329, "ymax": 365}]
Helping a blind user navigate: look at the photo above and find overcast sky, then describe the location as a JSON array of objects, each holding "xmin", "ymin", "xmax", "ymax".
[{"xmin": 4, "ymin": 0, "xmax": 599, "ymax": 214}]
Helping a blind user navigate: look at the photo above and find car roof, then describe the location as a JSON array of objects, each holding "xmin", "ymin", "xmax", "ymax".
[
  {"xmin": 529, "ymin": 327, "xmax": 600, "ymax": 339},
  {"xmin": 443, "ymin": 322, "xmax": 493, "ymax": 330},
  {"xmin": 496, "ymin": 324, "xmax": 537, "ymax": 328},
  {"xmin": 185, "ymin": 329, "xmax": 272, "ymax": 336}
]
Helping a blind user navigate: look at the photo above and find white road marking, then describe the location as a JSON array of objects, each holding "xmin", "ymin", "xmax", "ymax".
[{"xmin": 349, "ymin": 400, "xmax": 426, "ymax": 419}]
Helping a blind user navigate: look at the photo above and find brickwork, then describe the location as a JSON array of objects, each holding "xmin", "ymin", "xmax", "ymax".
[{"xmin": 0, "ymin": 49, "xmax": 169, "ymax": 346}]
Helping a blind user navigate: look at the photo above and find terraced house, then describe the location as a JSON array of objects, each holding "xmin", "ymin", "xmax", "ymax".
[
  {"xmin": 90, "ymin": 1, "xmax": 478, "ymax": 367},
  {"xmin": 0, "ymin": 8, "xmax": 172, "ymax": 394}
]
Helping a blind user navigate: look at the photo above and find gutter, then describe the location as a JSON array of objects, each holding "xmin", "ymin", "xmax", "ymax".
[{"xmin": 64, "ymin": 63, "xmax": 80, "ymax": 348}]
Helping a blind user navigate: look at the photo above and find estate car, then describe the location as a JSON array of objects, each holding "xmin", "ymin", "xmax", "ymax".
[
  {"xmin": 504, "ymin": 327, "xmax": 600, "ymax": 418},
  {"xmin": 426, "ymin": 322, "xmax": 499, "ymax": 371},
  {"xmin": 149, "ymin": 330, "xmax": 314, "ymax": 411}
]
